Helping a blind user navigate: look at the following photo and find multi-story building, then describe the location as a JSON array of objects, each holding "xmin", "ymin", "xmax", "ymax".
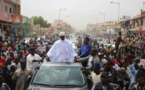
[
  {"xmin": 85, "ymin": 21, "xmax": 117, "ymax": 36},
  {"xmin": 120, "ymin": 10, "xmax": 145, "ymax": 37},
  {"xmin": 0, "ymin": 0, "xmax": 21, "ymax": 40},
  {"xmin": 52, "ymin": 20, "xmax": 72, "ymax": 34}
]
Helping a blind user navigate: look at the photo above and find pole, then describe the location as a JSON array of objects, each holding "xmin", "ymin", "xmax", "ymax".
[
  {"xmin": 59, "ymin": 9, "xmax": 61, "ymax": 25},
  {"xmin": 16, "ymin": 0, "xmax": 18, "ymax": 15},
  {"xmin": 111, "ymin": 2, "xmax": 120, "ymax": 23},
  {"xmin": 40, "ymin": 27, "xmax": 41, "ymax": 37},
  {"xmin": 143, "ymin": 3, "xmax": 145, "ymax": 11},
  {"xmin": 58, "ymin": 9, "xmax": 66, "ymax": 32},
  {"xmin": 118, "ymin": 3, "xmax": 120, "ymax": 23},
  {"xmin": 143, "ymin": 4, "xmax": 144, "ymax": 11},
  {"xmin": 65, "ymin": 17, "xmax": 66, "ymax": 24},
  {"xmin": 65, "ymin": 16, "xmax": 66, "ymax": 32},
  {"xmin": 104, "ymin": 13, "xmax": 105, "ymax": 22}
]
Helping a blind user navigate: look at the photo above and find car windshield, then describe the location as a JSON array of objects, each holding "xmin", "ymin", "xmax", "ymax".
[{"xmin": 32, "ymin": 66, "xmax": 85, "ymax": 87}]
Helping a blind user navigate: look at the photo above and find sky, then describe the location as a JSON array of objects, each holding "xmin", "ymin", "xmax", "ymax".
[{"xmin": 21, "ymin": 0, "xmax": 145, "ymax": 30}]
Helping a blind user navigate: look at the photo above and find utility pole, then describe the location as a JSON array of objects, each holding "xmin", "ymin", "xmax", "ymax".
[
  {"xmin": 16, "ymin": 0, "xmax": 19, "ymax": 15},
  {"xmin": 111, "ymin": 2, "xmax": 120, "ymax": 23},
  {"xmin": 58, "ymin": 9, "xmax": 66, "ymax": 27},
  {"xmin": 143, "ymin": 2, "xmax": 145, "ymax": 11}
]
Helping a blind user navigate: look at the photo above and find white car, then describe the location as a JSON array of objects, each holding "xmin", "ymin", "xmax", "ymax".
[
  {"xmin": 97, "ymin": 38, "xmax": 104, "ymax": 45},
  {"xmin": 103, "ymin": 44, "xmax": 115, "ymax": 49},
  {"xmin": 27, "ymin": 63, "xmax": 88, "ymax": 90}
]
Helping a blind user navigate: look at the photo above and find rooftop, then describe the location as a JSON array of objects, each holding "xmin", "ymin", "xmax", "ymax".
[{"xmin": 4, "ymin": 0, "xmax": 21, "ymax": 5}]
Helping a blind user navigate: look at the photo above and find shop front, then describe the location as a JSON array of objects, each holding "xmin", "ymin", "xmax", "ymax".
[{"xmin": 0, "ymin": 20, "xmax": 12, "ymax": 41}]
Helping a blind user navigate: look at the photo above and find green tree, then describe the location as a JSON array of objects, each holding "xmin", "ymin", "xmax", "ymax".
[{"xmin": 33, "ymin": 16, "xmax": 51, "ymax": 28}]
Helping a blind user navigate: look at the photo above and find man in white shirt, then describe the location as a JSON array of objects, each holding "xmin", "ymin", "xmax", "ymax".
[
  {"xmin": 46, "ymin": 32, "xmax": 76, "ymax": 63},
  {"xmin": 26, "ymin": 47, "xmax": 42, "ymax": 73},
  {"xmin": 91, "ymin": 63, "xmax": 101, "ymax": 85}
]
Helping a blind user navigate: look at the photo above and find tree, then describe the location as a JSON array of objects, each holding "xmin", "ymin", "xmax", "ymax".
[{"xmin": 33, "ymin": 16, "xmax": 51, "ymax": 28}]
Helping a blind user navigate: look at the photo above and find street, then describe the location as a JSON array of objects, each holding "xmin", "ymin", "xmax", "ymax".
[{"xmin": 0, "ymin": 0, "xmax": 145, "ymax": 90}]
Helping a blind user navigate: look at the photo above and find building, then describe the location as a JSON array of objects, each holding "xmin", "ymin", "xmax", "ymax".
[
  {"xmin": 120, "ymin": 10, "xmax": 145, "ymax": 37},
  {"xmin": 32, "ymin": 24, "xmax": 51, "ymax": 35},
  {"xmin": 52, "ymin": 20, "xmax": 72, "ymax": 34},
  {"xmin": 120, "ymin": 16, "xmax": 131, "ymax": 22},
  {"xmin": 0, "ymin": 0, "xmax": 21, "ymax": 40}
]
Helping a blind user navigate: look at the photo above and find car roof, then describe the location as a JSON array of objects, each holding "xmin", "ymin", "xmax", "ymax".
[{"xmin": 41, "ymin": 62, "xmax": 82, "ymax": 67}]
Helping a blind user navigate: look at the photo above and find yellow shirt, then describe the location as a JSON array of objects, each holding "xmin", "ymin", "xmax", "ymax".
[{"xmin": 106, "ymin": 48, "xmax": 111, "ymax": 53}]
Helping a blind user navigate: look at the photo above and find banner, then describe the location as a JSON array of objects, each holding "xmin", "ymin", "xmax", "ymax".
[
  {"xmin": 57, "ymin": 24, "xmax": 62, "ymax": 30},
  {"xmin": 12, "ymin": 15, "xmax": 22, "ymax": 23},
  {"xmin": 115, "ymin": 28, "xmax": 121, "ymax": 32},
  {"xmin": 139, "ymin": 25, "xmax": 143, "ymax": 31},
  {"xmin": 37, "ymin": 46, "xmax": 46, "ymax": 52},
  {"xmin": 51, "ymin": 26, "xmax": 54, "ymax": 31},
  {"xmin": 37, "ymin": 27, "xmax": 39, "ymax": 30},
  {"xmin": 22, "ymin": 16, "xmax": 28, "ymax": 24},
  {"xmin": 140, "ymin": 59, "xmax": 145, "ymax": 67}
]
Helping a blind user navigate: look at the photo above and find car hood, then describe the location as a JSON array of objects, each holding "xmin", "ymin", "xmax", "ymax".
[{"xmin": 28, "ymin": 85, "xmax": 88, "ymax": 90}]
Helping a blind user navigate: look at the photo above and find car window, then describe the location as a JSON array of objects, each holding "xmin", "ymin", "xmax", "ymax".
[
  {"xmin": 99, "ymin": 39, "xmax": 102, "ymax": 41},
  {"xmin": 32, "ymin": 66, "xmax": 85, "ymax": 86}
]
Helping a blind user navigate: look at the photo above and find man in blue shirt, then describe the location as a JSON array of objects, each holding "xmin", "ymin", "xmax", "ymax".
[{"xmin": 77, "ymin": 37, "xmax": 92, "ymax": 67}]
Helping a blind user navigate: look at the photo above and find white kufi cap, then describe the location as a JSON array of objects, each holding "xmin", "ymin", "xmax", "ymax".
[{"xmin": 59, "ymin": 32, "xmax": 65, "ymax": 36}]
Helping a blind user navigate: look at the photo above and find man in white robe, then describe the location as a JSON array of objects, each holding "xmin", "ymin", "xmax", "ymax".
[{"xmin": 46, "ymin": 32, "xmax": 77, "ymax": 63}]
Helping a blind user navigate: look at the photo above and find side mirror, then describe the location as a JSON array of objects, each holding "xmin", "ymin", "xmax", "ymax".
[
  {"xmin": 35, "ymin": 66, "xmax": 40, "ymax": 70},
  {"xmin": 27, "ymin": 75, "xmax": 31, "ymax": 84},
  {"xmin": 25, "ymin": 75, "xmax": 32, "ymax": 89},
  {"xmin": 87, "ymin": 76, "xmax": 93, "ymax": 90}
]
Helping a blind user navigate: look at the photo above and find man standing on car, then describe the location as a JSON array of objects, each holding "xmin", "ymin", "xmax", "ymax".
[
  {"xmin": 77, "ymin": 37, "xmax": 92, "ymax": 67},
  {"xmin": 47, "ymin": 32, "xmax": 77, "ymax": 63},
  {"xmin": 115, "ymin": 31, "xmax": 125, "ymax": 54},
  {"xmin": 12, "ymin": 59, "xmax": 33, "ymax": 90}
]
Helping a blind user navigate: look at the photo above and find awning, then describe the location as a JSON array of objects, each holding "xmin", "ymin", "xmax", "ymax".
[{"xmin": 0, "ymin": 22, "xmax": 12, "ymax": 26}]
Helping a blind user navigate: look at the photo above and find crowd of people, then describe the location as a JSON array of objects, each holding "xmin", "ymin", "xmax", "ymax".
[
  {"xmin": 0, "ymin": 34, "xmax": 54, "ymax": 90},
  {"xmin": 75, "ymin": 31, "xmax": 145, "ymax": 90},
  {"xmin": 0, "ymin": 31, "xmax": 144, "ymax": 90}
]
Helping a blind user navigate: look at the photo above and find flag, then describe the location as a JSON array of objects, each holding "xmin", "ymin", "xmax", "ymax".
[{"xmin": 51, "ymin": 26, "xmax": 54, "ymax": 31}]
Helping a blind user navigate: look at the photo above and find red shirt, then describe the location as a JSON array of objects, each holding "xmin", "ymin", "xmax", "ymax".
[
  {"xmin": 0, "ymin": 57, "xmax": 6, "ymax": 64},
  {"xmin": 2, "ymin": 43, "xmax": 5, "ymax": 48}
]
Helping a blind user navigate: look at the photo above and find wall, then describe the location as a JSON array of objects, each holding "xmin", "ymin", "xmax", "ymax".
[
  {"xmin": 4, "ymin": 1, "xmax": 15, "ymax": 14},
  {"xmin": 11, "ymin": 0, "xmax": 20, "ymax": 4},
  {"xmin": 0, "ymin": 0, "xmax": 4, "ymax": 12},
  {"xmin": 0, "ymin": 0, "xmax": 21, "ymax": 15}
]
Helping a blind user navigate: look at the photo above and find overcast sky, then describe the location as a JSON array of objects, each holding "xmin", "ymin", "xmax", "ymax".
[{"xmin": 21, "ymin": 0, "xmax": 145, "ymax": 30}]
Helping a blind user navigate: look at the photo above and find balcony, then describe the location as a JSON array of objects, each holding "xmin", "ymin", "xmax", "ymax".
[{"xmin": 4, "ymin": 0, "xmax": 20, "ymax": 5}]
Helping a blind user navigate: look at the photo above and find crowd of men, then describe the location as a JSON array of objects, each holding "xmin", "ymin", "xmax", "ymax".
[{"xmin": 0, "ymin": 31, "xmax": 144, "ymax": 90}]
